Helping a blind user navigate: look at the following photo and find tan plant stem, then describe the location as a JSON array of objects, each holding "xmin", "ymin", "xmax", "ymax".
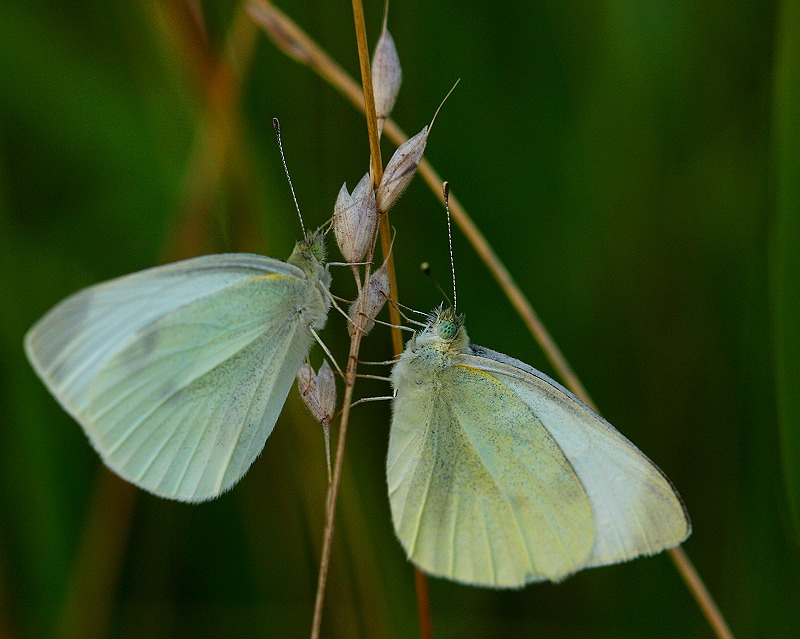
[
  {"xmin": 351, "ymin": 0, "xmax": 382, "ymax": 184},
  {"xmin": 310, "ymin": 321, "xmax": 365, "ymax": 639},
  {"xmin": 348, "ymin": 0, "xmax": 403, "ymax": 355},
  {"xmin": 349, "ymin": 6, "xmax": 430, "ymax": 633},
  {"xmin": 414, "ymin": 567, "xmax": 434, "ymax": 639},
  {"xmin": 668, "ymin": 546, "xmax": 735, "ymax": 639},
  {"xmin": 310, "ymin": 2, "xmax": 427, "ymax": 636},
  {"xmin": 249, "ymin": 3, "xmax": 732, "ymax": 638}
]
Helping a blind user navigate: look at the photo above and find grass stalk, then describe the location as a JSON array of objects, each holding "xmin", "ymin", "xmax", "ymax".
[
  {"xmin": 55, "ymin": 5, "xmax": 260, "ymax": 638},
  {"xmin": 310, "ymin": 2, "xmax": 432, "ymax": 636}
]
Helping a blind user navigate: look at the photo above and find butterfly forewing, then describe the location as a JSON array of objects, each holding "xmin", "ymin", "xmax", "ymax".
[
  {"xmin": 25, "ymin": 254, "xmax": 302, "ymax": 417},
  {"xmin": 25, "ymin": 253, "xmax": 330, "ymax": 501}
]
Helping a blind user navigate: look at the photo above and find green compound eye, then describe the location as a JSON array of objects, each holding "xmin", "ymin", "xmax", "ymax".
[
  {"xmin": 437, "ymin": 320, "xmax": 458, "ymax": 340},
  {"xmin": 310, "ymin": 243, "xmax": 323, "ymax": 261}
]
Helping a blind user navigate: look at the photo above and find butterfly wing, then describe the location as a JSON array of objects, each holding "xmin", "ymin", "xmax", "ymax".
[
  {"xmin": 463, "ymin": 346, "xmax": 691, "ymax": 569},
  {"xmin": 25, "ymin": 254, "xmax": 330, "ymax": 501},
  {"xmin": 389, "ymin": 360, "xmax": 596, "ymax": 587},
  {"xmin": 25, "ymin": 254, "xmax": 303, "ymax": 416}
]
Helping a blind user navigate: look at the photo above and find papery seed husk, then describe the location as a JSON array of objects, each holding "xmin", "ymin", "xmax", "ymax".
[
  {"xmin": 297, "ymin": 363, "xmax": 326, "ymax": 424},
  {"xmin": 372, "ymin": 28, "xmax": 402, "ymax": 138},
  {"xmin": 316, "ymin": 360, "xmax": 336, "ymax": 424},
  {"xmin": 333, "ymin": 183, "xmax": 354, "ymax": 260},
  {"xmin": 334, "ymin": 182, "xmax": 353, "ymax": 220},
  {"xmin": 297, "ymin": 361, "xmax": 337, "ymax": 478},
  {"xmin": 376, "ymin": 126, "xmax": 428, "ymax": 212},
  {"xmin": 348, "ymin": 258, "xmax": 391, "ymax": 337},
  {"xmin": 333, "ymin": 174, "xmax": 377, "ymax": 263}
]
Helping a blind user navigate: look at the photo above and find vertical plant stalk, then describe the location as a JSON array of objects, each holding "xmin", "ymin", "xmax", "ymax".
[
  {"xmin": 55, "ymin": 475, "xmax": 136, "ymax": 639},
  {"xmin": 310, "ymin": 2, "xmax": 433, "ymax": 637},
  {"xmin": 55, "ymin": 6, "xmax": 260, "ymax": 639},
  {"xmin": 771, "ymin": 0, "xmax": 800, "ymax": 537},
  {"xmin": 309, "ymin": 282, "xmax": 369, "ymax": 639},
  {"xmin": 360, "ymin": 0, "xmax": 433, "ymax": 631},
  {"xmin": 249, "ymin": 3, "xmax": 733, "ymax": 638},
  {"xmin": 349, "ymin": 0, "xmax": 403, "ymax": 355},
  {"xmin": 307, "ymin": 0, "xmax": 378, "ymax": 628}
]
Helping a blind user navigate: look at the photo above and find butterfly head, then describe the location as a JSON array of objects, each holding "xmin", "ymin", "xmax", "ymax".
[
  {"xmin": 426, "ymin": 305, "xmax": 468, "ymax": 351},
  {"xmin": 290, "ymin": 228, "xmax": 327, "ymax": 275}
]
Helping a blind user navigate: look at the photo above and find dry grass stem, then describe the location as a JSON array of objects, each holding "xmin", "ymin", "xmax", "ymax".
[
  {"xmin": 310, "ymin": 2, "xmax": 412, "ymax": 636},
  {"xmin": 57, "ymin": 7, "xmax": 261, "ymax": 639}
]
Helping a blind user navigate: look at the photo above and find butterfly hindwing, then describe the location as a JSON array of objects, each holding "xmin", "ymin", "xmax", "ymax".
[{"xmin": 467, "ymin": 347, "xmax": 690, "ymax": 567}]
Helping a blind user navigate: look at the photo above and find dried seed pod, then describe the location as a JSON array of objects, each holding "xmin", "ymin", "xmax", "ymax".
[
  {"xmin": 333, "ymin": 173, "xmax": 378, "ymax": 263},
  {"xmin": 297, "ymin": 361, "xmax": 337, "ymax": 477},
  {"xmin": 376, "ymin": 126, "xmax": 428, "ymax": 212},
  {"xmin": 315, "ymin": 360, "xmax": 336, "ymax": 425},
  {"xmin": 372, "ymin": 28, "xmax": 402, "ymax": 138},
  {"xmin": 348, "ymin": 258, "xmax": 391, "ymax": 337}
]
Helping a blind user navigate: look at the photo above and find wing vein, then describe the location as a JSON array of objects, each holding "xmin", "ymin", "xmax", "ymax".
[
  {"xmin": 212, "ymin": 321, "xmax": 298, "ymax": 493},
  {"xmin": 102, "ymin": 327, "xmax": 269, "ymax": 455},
  {"xmin": 407, "ymin": 432, "xmax": 437, "ymax": 557}
]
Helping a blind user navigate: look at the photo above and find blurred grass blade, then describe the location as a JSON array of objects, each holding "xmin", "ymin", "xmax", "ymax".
[{"xmin": 771, "ymin": 0, "xmax": 800, "ymax": 537}]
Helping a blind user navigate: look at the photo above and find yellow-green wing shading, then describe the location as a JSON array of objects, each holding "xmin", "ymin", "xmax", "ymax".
[
  {"xmin": 388, "ymin": 363, "xmax": 595, "ymax": 587},
  {"xmin": 465, "ymin": 347, "xmax": 690, "ymax": 568},
  {"xmin": 25, "ymin": 254, "xmax": 304, "ymax": 419},
  {"xmin": 25, "ymin": 254, "xmax": 329, "ymax": 502},
  {"xmin": 86, "ymin": 274, "xmax": 322, "ymax": 501}
]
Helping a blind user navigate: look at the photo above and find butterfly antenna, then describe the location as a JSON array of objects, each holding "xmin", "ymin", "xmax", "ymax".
[
  {"xmin": 443, "ymin": 182, "xmax": 457, "ymax": 312},
  {"xmin": 273, "ymin": 118, "xmax": 306, "ymax": 237}
]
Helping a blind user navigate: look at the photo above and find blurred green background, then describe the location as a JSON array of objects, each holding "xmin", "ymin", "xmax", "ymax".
[{"xmin": 1, "ymin": 0, "xmax": 798, "ymax": 637}]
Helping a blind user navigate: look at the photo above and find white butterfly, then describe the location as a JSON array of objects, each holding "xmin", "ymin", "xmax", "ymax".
[
  {"xmin": 388, "ymin": 305, "xmax": 690, "ymax": 587},
  {"xmin": 25, "ymin": 231, "xmax": 331, "ymax": 502}
]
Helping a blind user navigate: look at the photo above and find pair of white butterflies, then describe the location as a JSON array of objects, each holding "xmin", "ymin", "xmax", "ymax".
[{"xmin": 25, "ymin": 229, "xmax": 689, "ymax": 588}]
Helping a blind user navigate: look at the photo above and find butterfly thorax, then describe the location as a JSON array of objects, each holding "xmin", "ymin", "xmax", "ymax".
[{"xmin": 282, "ymin": 230, "xmax": 331, "ymax": 332}]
